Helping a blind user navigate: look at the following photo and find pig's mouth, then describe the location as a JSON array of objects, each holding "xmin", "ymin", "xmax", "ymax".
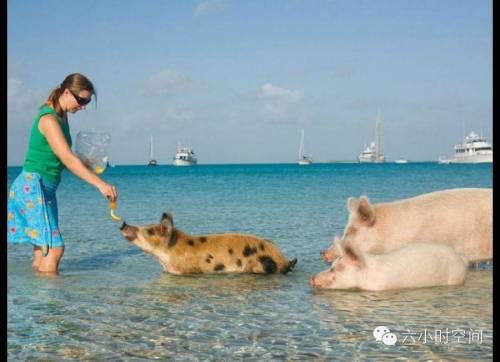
[{"xmin": 120, "ymin": 221, "xmax": 138, "ymax": 242}]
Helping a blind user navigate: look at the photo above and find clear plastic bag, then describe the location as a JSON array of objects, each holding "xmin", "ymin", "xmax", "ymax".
[{"xmin": 75, "ymin": 131, "xmax": 111, "ymax": 174}]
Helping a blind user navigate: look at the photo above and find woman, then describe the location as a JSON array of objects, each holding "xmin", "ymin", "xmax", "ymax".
[{"xmin": 7, "ymin": 73, "xmax": 118, "ymax": 274}]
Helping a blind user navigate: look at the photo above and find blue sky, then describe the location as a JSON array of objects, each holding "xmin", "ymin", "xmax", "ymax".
[{"xmin": 8, "ymin": 0, "xmax": 492, "ymax": 164}]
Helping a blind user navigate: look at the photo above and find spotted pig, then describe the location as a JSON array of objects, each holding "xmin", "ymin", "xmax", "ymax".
[{"xmin": 120, "ymin": 212, "xmax": 297, "ymax": 275}]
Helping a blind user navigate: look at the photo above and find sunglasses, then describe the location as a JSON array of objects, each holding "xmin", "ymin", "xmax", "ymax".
[{"xmin": 69, "ymin": 89, "xmax": 92, "ymax": 106}]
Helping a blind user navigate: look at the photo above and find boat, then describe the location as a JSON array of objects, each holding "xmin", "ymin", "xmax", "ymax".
[
  {"xmin": 148, "ymin": 136, "xmax": 157, "ymax": 166},
  {"xmin": 173, "ymin": 143, "xmax": 197, "ymax": 166},
  {"xmin": 438, "ymin": 156, "xmax": 451, "ymax": 164},
  {"xmin": 394, "ymin": 159, "xmax": 408, "ymax": 164},
  {"xmin": 298, "ymin": 128, "xmax": 313, "ymax": 165},
  {"xmin": 357, "ymin": 112, "xmax": 385, "ymax": 163},
  {"xmin": 440, "ymin": 131, "xmax": 492, "ymax": 164}
]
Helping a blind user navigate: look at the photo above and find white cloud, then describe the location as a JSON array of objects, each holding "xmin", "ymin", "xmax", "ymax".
[
  {"xmin": 259, "ymin": 83, "xmax": 303, "ymax": 103},
  {"xmin": 140, "ymin": 69, "xmax": 192, "ymax": 97},
  {"xmin": 8, "ymin": 77, "xmax": 44, "ymax": 113},
  {"xmin": 159, "ymin": 105, "xmax": 195, "ymax": 129},
  {"xmin": 7, "ymin": 77, "xmax": 47, "ymax": 165},
  {"xmin": 194, "ymin": 0, "xmax": 226, "ymax": 17},
  {"xmin": 258, "ymin": 83, "xmax": 303, "ymax": 120}
]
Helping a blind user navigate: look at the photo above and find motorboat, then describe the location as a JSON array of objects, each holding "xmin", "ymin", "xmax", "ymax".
[
  {"xmin": 173, "ymin": 143, "xmax": 197, "ymax": 166},
  {"xmin": 357, "ymin": 112, "xmax": 385, "ymax": 163},
  {"xmin": 443, "ymin": 131, "xmax": 492, "ymax": 164}
]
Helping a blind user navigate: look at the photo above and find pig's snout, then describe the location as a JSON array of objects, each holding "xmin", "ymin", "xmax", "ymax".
[
  {"xmin": 120, "ymin": 222, "xmax": 138, "ymax": 241},
  {"xmin": 309, "ymin": 276, "xmax": 317, "ymax": 288}
]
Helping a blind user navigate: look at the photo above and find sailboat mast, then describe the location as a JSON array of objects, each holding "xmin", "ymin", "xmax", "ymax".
[
  {"xmin": 299, "ymin": 128, "xmax": 305, "ymax": 158},
  {"xmin": 150, "ymin": 136, "xmax": 154, "ymax": 160},
  {"xmin": 375, "ymin": 112, "xmax": 381, "ymax": 160}
]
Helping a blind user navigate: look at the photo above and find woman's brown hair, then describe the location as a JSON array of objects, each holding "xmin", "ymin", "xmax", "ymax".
[{"xmin": 45, "ymin": 73, "xmax": 97, "ymax": 117}]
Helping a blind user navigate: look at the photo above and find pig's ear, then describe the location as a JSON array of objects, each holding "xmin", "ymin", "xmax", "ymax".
[
  {"xmin": 160, "ymin": 212, "xmax": 174, "ymax": 235},
  {"xmin": 358, "ymin": 196, "xmax": 375, "ymax": 225},
  {"xmin": 344, "ymin": 246, "xmax": 365, "ymax": 268},
  {"xmin": 347, "ymin": 197, "xmax": 358, "ymax": 213}
]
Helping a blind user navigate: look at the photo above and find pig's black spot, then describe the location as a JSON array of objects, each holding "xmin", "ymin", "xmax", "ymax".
[
  {"xmin": 187, "ymin": 239, "xmax": 195, "ymax": 246},
  {"xmin": 167, "ymin": 230, "xmax": 178, "ymax": 248},
  {"xmin": 147, "ymin": 228, "xmax": 155, "ymax": 236},
  {"xmin": 200, "ymin": 237, "xmax": 207, "ymax": 243},
  {"xmin": 258, "ymin": 255, "xmax": 277, "ymax": 274},
  {"xmin": 214, "ymin": 264, "xmax": 225, "ymax": 271},
  {"xmin": 236, "ymin": 259, "xmax": 242, "ymax": 267},
  {"xmin": 228, "ymin": 248, "xmax": 233, "ymax": 255},
  {"xmin": 207, "ymin": 254, "xmax": 214, "ymax": 259},
  {"xmin": 206, "ymin": 258, "xmax": 211, "ymax": 264},
  {"xmin": 259, "ymin": 243, "xmax": 265, "ymax": 251},
  {"xmin": 243, "ymin": 245, "xmax": 257, "ymax": 257}
]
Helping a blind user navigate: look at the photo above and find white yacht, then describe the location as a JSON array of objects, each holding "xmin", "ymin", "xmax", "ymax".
[
  {"xmin": 148, "ymin": 136, "xmax": 157, "ymax": 166},
  {"xmin": 173, "ymin": 143, "xmax": 197, "ymax": 166},
  {"xmin": 357, "ymin": 113, "xmax": 385, "ymax": 163},
  {"xmin": 442, "ymin": 131, "xmax": 492, "ymax": 164},
  {"xmin": 298, "ymin": 128, "xmax": 313, "ymax": 165}
]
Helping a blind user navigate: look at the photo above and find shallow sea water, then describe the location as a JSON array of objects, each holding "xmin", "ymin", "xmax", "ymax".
[{"xmin": 7, "ymin": 163, "xmax": 492, "ymax": 360}]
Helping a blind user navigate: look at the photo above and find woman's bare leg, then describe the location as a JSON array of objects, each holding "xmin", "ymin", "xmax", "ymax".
[
  {"xmin": 37, "ymin": 247, "xmax": 64, "ymax": 273},
  {"xmin": 32, "ymin": 246, "xmax": 43, "ymax": 270}
]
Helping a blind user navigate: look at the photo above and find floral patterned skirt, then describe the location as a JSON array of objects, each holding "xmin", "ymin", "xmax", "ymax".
[{"xmin": 7, "ymin": 171, "xmax": 64, "ymax": 256}]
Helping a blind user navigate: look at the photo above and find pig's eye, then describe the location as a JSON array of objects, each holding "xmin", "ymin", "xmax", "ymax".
[
  {"xmin": 335, "ymin": 263, "xmax": 345, "ymax": 272},
  {"xmin": 147, "ymin": 228, "xmax": 155, "ymax": 236}
]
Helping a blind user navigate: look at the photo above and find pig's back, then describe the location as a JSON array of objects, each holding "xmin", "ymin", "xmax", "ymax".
[
  {"xmin": 391, "ymin": 188, "xmax": 491, "ymax": 209},
  {"xmin": 380, "ymin": 188, "xmax": 492, "ymax": 257},
  {"xmin": 377, "ymin": 242, "xmax": 467, "ymax": 289}
]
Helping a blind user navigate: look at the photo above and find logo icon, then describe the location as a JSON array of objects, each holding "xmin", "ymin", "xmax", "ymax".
[{"xmin": 373, "ymin": 326, "xmax": 398, "ymax": 346}]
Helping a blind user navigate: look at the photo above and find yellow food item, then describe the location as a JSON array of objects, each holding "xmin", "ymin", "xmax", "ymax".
[
  {"xmin": 110, "ymin": 209, "xmax": 122, "ymax": 221},
  {"xmin": 109, "ymin": 201, "xmax": 121, "ymax": 221},
  {"xmin": 94, "ymin": 166, "xmax": 105, "ymax": 174}
]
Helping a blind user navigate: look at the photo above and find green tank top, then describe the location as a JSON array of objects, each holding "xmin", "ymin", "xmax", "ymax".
[{"xmin": 23, "ymin": 105, "xmax": 72, "ymax": 183}]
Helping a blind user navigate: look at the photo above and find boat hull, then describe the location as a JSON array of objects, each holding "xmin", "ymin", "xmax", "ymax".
[
  {"xmin": 449, "ymin": 153, "xmax": 492, "ymax": 164},
  {"xmin": 358, "ymin": 157, "xmax": 386, "ymax": 163},
  {"xmin": 173, "ymin": 159, "xmax": 197, "ymax": 166}
]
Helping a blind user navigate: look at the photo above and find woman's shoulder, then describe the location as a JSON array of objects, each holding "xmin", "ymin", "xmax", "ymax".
[{"xmin": 38, "ymin": 104, "xmax": 63, "ymax": 120}]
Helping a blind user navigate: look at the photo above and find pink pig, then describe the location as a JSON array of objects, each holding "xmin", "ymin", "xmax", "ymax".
[
  {"xmin": 320, "ymin": 188, "xmax": 492, "ymax": 264},
  {"xmin": 310, "ymin": 242, "xmax": 468, "ymax": 291}
]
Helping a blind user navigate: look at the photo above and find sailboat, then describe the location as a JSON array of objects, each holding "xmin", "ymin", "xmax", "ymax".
[
  {"xmin": 298, "ymin": 128, "xmax": 313, "ymax": 165},
  {"xmin": 148, "ymin": 136, "xmax": 157, "ymax": 166}
]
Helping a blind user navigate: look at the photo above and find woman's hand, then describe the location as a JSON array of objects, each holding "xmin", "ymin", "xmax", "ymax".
[{"xmin": 97, "ymin": 181, "xmax": 118, "ymax": 202}]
